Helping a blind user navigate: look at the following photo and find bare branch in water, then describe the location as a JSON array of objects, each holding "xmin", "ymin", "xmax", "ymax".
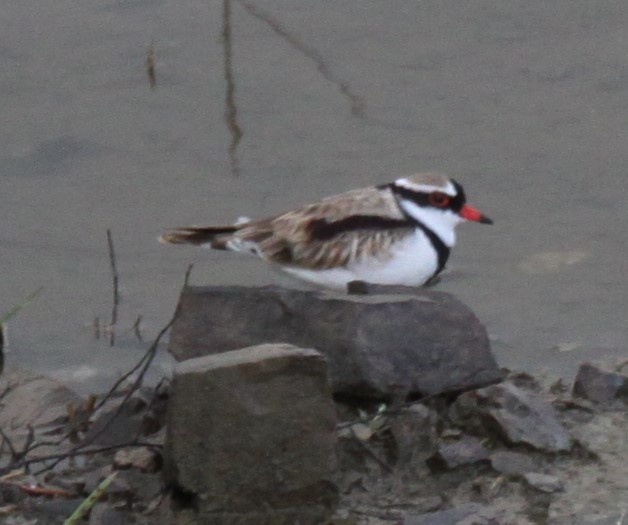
[
  {"xmin": 146, "ymin": 41, "xmax": 156, "ymax": 89},
  {"xmin": 92, "ymin": 317, "xmax": 100, "ymax": 340},
  {"xmin": 0, "ymin": 261, "xmax": 190, "ymax": 476},
  {"xmin": 132, "ymin": 315, "xmax": 143, "ymax": 343},
  {"xmin": 0, "ymin": 427, "xmax": 17, "ymax": 463},
  {"xmin": 235, "ymin": 0, "xmax": 366, "ymax": 117},
  {"xmin": 183, "ymin": 263, "xmax": 194, "ymax": 287},
  {"xmin": 222, "ymin": 0, "xmax": 243, "ymax": 177},
  {"xmin": 106, "ymin": 229, "xmax": 119, "ymax": 347}
]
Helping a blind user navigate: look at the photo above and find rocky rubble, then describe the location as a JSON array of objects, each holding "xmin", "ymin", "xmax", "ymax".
[
  {"xmin": 0, "ymin": 363, "xmax": 626, "ymax": 524},
  {"xmin": 0, "ymin": 284, "xmax": 626, "ymax": 525}
]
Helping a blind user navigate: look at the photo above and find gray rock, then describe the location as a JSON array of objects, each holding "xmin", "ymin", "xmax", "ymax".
[
  {"xmin": 572, "ymin": 362, "xmax": 628, "ymax": 402},
  {"xmin": 89, "ymin": 502, "xmax": 134, "ymax": 525},
  {"xmin": 84, "ymin": 396, "xmax": 148, "ymax": 447},
  {"xmin": 22, "ymin": 497, "xmax": 85, "ymax": 519},
  {"xmin": 522, "ymin": 472, "xmax": 564, "ymax": 493},
  {"xmin": 109, "ymin": 469, "xmax": 162, "ymax": 506},
  {"xmin": 404, "ymin": 503, "xmax": 497, "ymax": 524},
  {"xmin": 113, "ymin": 447, "xmax": 161, "ymax": 473},
  {"xmin": 0, "ymin": 370, "xmax": 82, "ymax": 452},
  {"xmin": 425, "ymin": 435, "xmax": 490, "ymax": 472},
  {"xmin": 163, "ymin": 344, "xmax": 338, "ymax": 525},
  {"xmin": 389, "ymin": 404, "xmax": 438, "ymax": 469},
  {"xmin": 168, "ymin": 285, "xmax": 501, "ymax": 398},
  {"xmin": 452, "ymin": 382, "xmax": 571, "ymax": 452},
  {"xmin": 489, "ymin": 450, "xmax": 536, "ymax": 477}
]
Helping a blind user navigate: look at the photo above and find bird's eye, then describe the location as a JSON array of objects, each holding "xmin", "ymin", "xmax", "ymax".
[{"xmin": 428, "ymin": 192, "xmax": 450, "ymax": 207}]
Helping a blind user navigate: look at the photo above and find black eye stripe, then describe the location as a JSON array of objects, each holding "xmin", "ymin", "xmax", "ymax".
[{"xmin": 391, "ymin": 183, "xmax": 465, "ymax": 212}]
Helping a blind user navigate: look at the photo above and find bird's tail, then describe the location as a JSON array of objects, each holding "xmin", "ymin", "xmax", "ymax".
[{"xmin": 159, "ymin": 225, "xmax": 239, "ymax": 249}]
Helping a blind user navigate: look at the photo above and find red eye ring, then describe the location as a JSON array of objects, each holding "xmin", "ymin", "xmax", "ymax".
[{"xmin": 428, "ymin": 192, "xmax": 450, "ymax": 207}]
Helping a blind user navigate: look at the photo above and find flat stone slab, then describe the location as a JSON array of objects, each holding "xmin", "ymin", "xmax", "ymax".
[
  {"xmin": 452, "ymin": 382, "xmax": 572, "ymax": 453},
  {"xmin": 168, "ymin": 285, "xmax": 502, "ymax": 398},
  {"xmin": 163, "ymin": 343, "xmax": 338, "ymax": 524},
  {"xmin": 426, "ymin": 435, "xmax": 490, "ymax": 472}
]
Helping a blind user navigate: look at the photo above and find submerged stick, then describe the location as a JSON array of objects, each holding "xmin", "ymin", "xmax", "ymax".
[
  {"xmin": 106, "ymin": 229, "xmax": 119, "ymax": 346},
  {"xmin": 132, "ymin": 315, "xmax": 143, "ymax": 343},
  {"xmin": 0, "ymin": 265, "xmax": 191, "ymax": 476},
  {"xmin": 146, "ymin": 41, "xmax": 156, "ymax": 89}
]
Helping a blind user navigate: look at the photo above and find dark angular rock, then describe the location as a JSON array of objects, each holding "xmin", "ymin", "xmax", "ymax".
[
  {"xmin": 22, "ymin": 497, "xmax": 85, "ymax": 520},
  {"xmin": 572, "ymin": 362, "xmax": 628, "ymax": 402},
  {"xmin": 404, "ymin": 503, "xmax": 497, "ymax": 524},
  {"xmin": 452, "ymin": 381, "xmax": 571, "ymax": 452},
  {"xmin": 425, "ymin": 435, "xmax": 490, "ymax": 472},
  {"xmin": 84, "ymin": 396, "xmax": 148, "ymax": 447},
  {"xmin": 163, "ymin": 344, "xmax": 338, "ymax": 525},
  {"xmin": 0, "ymin": 480, "xmax": 27, "ymax": 504},
  {"xmin": 168, "ymin": 285, "xmax": 501, "ymax": 398},
  {"xmin": 389, "ymin": 404, "xmax": 438, "ymax": 469},
  {"xmin": 89, "ymin": 502, "xmax": 135, "ymax": 525},
  {"xmin": 83, "ymin": 466, "xmax": 114, "ymax": 495},
  {"xmin": 109, "ymin": 469, "xmax": 162, "ymax": 505}
]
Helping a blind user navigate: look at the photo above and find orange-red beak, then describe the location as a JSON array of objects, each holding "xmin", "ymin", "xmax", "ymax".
[{"xmin": 459, "ymin": 204, "xmax": 493, "ymax": 224}]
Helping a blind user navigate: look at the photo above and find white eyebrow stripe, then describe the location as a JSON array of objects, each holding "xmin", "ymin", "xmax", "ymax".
[{"xmin": 395, "ymin": 179, "xmax": 457, "ymax": 196}]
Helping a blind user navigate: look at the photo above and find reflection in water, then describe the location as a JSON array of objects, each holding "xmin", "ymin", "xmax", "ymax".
[
  {"xmin": 235, "ymin": 0, "xmax": 366, "ymax": 117},
  {"xmin": 223, "ymin": 0, "xmax": 243, "ymax": 177},
  {"xmin": 146, "ymin": 41, "xmax": 156, "ymax": 89}
]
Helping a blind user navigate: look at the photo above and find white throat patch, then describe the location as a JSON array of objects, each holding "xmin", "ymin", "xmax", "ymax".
[{"xmin": 398, "ymin": 199, "xmax": 461, "ymax": 247}]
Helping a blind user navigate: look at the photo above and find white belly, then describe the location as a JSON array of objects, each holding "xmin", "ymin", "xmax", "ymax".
[{"xmin": 280, "ymin": 229, "xmax": 439, "ymax": 290}]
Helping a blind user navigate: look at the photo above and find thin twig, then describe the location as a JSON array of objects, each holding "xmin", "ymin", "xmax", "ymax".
[
  {"xmin": 19, "ymin": 426, "xmax": 35, "ymax": 464},
  {"xmin": 29, "ymin": 440, "xmax": 163, "ymax": 477},
  {"xmin": 146, "ymin": 40, "xmax": 156, "ymax": 89},
  {"xmin": 132, "ymin": 315, "xmax": 143, "ymax": 343},
  {"xmin": 0, "ymin": 427, "xmax": 17, "ymax": 461},
  {"xmin": 106, "ymin": 229, "xmax": 119, "ymax": 347},
  {"xmin": 183, "ymin": 263, "xmax": 194, "ymax": 287},
  {"xmin": 92, "ymin": 317, "xmax": 100, "ymax": 340},
  {"xmin": 0, "ymin": 266, "xmax": 189, "ymax": 476},
  {"xmin": 222, "ymin": 0, "xmax": 242, "ymax": 177},
  {"xmin": 133, "ymin": 376, "xmax": 169, "ymax": 442},
  {"xmin": 235, "ymin": 0, "xmax": 365, "ymax": 117},
  {"xmin": 29, "ymin": 265, "xmax": 189, "ymax": 475},
  {"xmin": 84, "ymin": 313, "xmax": 176, "ymax": 446}
]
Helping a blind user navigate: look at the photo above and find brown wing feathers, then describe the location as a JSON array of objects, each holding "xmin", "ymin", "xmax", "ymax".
[{"xmin": 160, "ymin": 184, "xmax": 412, "ymax": 268}]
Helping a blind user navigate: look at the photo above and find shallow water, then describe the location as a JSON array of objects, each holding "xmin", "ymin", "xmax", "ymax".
[{"xmin": 2, "ymin": 0, "xmax": 627, "ymax": 392}]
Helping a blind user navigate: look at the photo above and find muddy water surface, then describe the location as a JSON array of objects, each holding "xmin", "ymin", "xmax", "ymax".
[{"xmin": 2, "ymin": 1, "xmax": 627, "ymax": 392}]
